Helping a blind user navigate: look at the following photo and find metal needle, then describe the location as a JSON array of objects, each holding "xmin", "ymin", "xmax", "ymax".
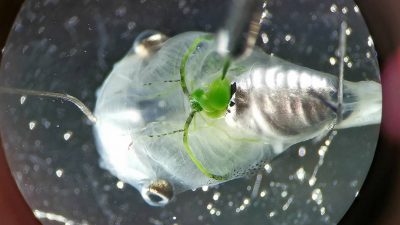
[{"xmin": 217, "ymin": 0, "xmax": 264, "ymax": 59}]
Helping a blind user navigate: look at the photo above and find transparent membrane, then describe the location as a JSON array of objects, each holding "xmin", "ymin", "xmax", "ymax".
[{"xmin": 0, "ymin": 0, "xmax": 380, "ymax": 225}]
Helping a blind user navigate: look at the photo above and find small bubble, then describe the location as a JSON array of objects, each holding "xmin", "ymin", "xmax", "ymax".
[
  {"xmin": 261, "ymin": 11, "xmax": 268, "ymax": 20},
  {"xmin": 350, "ymin": 180, "xmax": 358, "ymax": 188},
  {"xmin": 320, "ymin": 207, "xmax": 326, "ymax": 215},
  {"xmin": 207, "ymin": 203, "xmax": 212, "ymax": 210},
  {"xmin": 366, "ymin": 51, "xmax": 371, "ymax": 58},
  {"xmin": 284, "ymin": 34, "xmax": 292, "ymax": 42},
  {"xmin": 282, "ymin": 196, "xmax": 293, "ymax": 211},
  {"xmin": 345, "ymin": 28, "xmax": 352, "ymax": 36},
  {"xmin": 116, "ymin": 181, "xmax": 125, "ymax": 189},
  {"xmin": 344, "ymin": 56, "xmax": 349, "ymax": 63},
  {"xmin": 65, "ymin": 16, "xmax": 79, "ymax": 28},
  {"xmin": 341, "ymin": 7, "xmax": 348, "ymax": 14},
  {"xmin": 311, "ymin": 188, "xmax": 323, "ymax": 205},
  {"xmin": 297, "ymin": 147, "xmax": 307, "ymax": 158},
  {"xmin": 318, "ymin": 146, "xmax": 328, "ymax": 156},
  {"xmin": 243, "ymin": 198, "xmax": 250, "ymax": 205},
  {"xmin": 115, "ymin": 6, "xmax": 127, "ymax": 17},
  {"xmin": 368, "ymin": 36, "xmax": 374, "ymax": 47},
  {"xmin": 14, "ymin": 22, "xmax": 23, "ymax": 32},
  {"xmin": 269, "ymin": 211, "xmax": 276, "ymax": 218},
  {"xmin": 210, "ymin": 208, "xmax": 215, "ymax": 215},
  {"xmin": 329, "ymin": 57, "xmax": 337, "ymax": 66},
  {"xmin": 354, "ymin": 5, "xmax": 360, "ymax": 13},
  {"xmin": 260, "ymin": 190, "xmax": 267, "ymax": 197},
  {"xmin": 264, "ymin": 164, "xmax": 272, "ymax": 173},
  {"xmin": 347, "ymin": 62, "xmax": 353, "ymax": 68},
  {"xmin": 296, "ymin": 167, "xmax": 306, "ymax": 181},
  {"xmin": 213, "ymin": 192, "xmax": 220, "ymax": 201},
  {"xmin": 38, "ymin": 26, "xmax": 45, "ymax": 34},
  {"xmin": 261, "ymin": 33, "xmax": 269, "ymax": 44},
  {"xmin": 309, "ymin": 177, "xmax": 317, "ymax": 186},
  {"xmin": 29, "ymin": 121, "xmax": 37, "ymax": 130},
  {"xmin": 127, "ymin": 21, "xmax": 136, "ymax": 30},
  {"xmin": 325, "ymin": 140, "xmax": 331, "ymax": 146},
  {"xmin": 216, "ymin": 211, "xmax": 221, "ymax": 216},
  {"xmin": 202, "ymin": 186, "xmax": 209, "ymax": 192},
  {"xmin": 20, "ymin": 96, "xmax": 27, "ymax": 105},
  {"xmin": 41, "ymin": 119, "xmax": 51, "ymax": 129},
  {"xmin": 56, "ymin": 169, "xmax": 64, "ymax": 177},
  {"xmin": 63, "ymin": 131, "xmax": 73, "ymax": 141},
  {"xmin": 330, "ymin": 4, "xmax": 337, "ymax": 13},
  {"xmin": 22, "ymin": 45, "xmax": 29, "ymax": 54}
]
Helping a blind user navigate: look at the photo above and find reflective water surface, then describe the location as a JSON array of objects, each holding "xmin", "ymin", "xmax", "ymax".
[{"xmin": 0, "ymin": 0, "xmax": 380, "ymax": 224}]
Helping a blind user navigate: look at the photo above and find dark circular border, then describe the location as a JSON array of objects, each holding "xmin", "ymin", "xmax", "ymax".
[{"xmin": 0, "ymin": 1, "xmax": 399, "ymax": 224}]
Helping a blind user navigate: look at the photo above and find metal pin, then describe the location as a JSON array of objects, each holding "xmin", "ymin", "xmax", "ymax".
[
  {"xmin": 217, "ymin": 0, "xmax": 264, "ymax": 59},
  {"xmin": 337, "ymin": 21, "xmax": 347, "ymax": 123}
]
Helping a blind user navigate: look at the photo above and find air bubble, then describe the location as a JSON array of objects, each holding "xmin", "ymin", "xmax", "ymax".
[
  {"xmin": 29, "ymin": 121, "xmax": 37, "ymax": 130},
  {"xmin": 63, "ymin": 131, "xmax": 73, "ymax": 141},
  {"xmin": 311, "ymin": 188, "xmax": 323, "ymax": 205},
  {"xmin": 20, "ymin": 95, "xmax": 27, "ymax": 105}
]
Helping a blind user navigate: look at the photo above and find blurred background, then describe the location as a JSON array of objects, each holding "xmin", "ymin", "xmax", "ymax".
[{"xmin": 0, "ymin": 0, "xmax": 399, "ymax": 224}]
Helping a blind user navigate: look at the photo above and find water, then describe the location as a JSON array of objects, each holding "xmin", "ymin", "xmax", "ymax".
[{"xmin": 0, "ymin": 0, "xmax": 380, "ymax": 224}]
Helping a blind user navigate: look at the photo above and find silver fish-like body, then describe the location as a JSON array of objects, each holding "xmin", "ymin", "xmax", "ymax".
[
  {"xmin": 93, "ymin": 32, "xmax": 381, "ymax": 206},
  {"xmin": 226, "ymin": 57, "xmax": 381, "ymax": 154}
]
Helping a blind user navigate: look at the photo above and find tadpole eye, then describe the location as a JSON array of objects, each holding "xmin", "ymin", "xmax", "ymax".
[
  {"xmin": 133, "ymin": 30, "xmax": 168, "ymax": 58},
  {"xmin": 141, "ymin": 180, "xmax": 173, "ymax": 207},
  {"xmin": 230, "ymin": 82, "xmax": 237, "ymax": 99}
]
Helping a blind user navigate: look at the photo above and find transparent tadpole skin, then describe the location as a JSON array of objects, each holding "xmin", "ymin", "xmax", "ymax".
[
  {"xmin": 94, "ymin": 31, "xmax": 381, "ymax": 204},
  {"xmin": 94, "ymin": 32, "xmax": 273, "ymax": 196}
]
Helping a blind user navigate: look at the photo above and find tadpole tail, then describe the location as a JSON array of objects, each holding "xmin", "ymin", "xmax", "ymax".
[
  {"xmin": 0, "ymin": 87, "xmax": 97, "ymax": 124},
  {"xmin": 183, "ymin": 111, "xmax": 229, "ymax": 181}
]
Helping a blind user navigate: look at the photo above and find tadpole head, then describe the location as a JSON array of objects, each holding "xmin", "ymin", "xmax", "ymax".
[{"xmin": 141, "ymin": 180, "xmax": 174, "ymax": 207}]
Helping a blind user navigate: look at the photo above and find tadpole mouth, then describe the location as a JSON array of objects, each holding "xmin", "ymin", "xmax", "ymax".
[{"xmin": 141, "ymin": 180, "xmax": 173, "ymax": 207}]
